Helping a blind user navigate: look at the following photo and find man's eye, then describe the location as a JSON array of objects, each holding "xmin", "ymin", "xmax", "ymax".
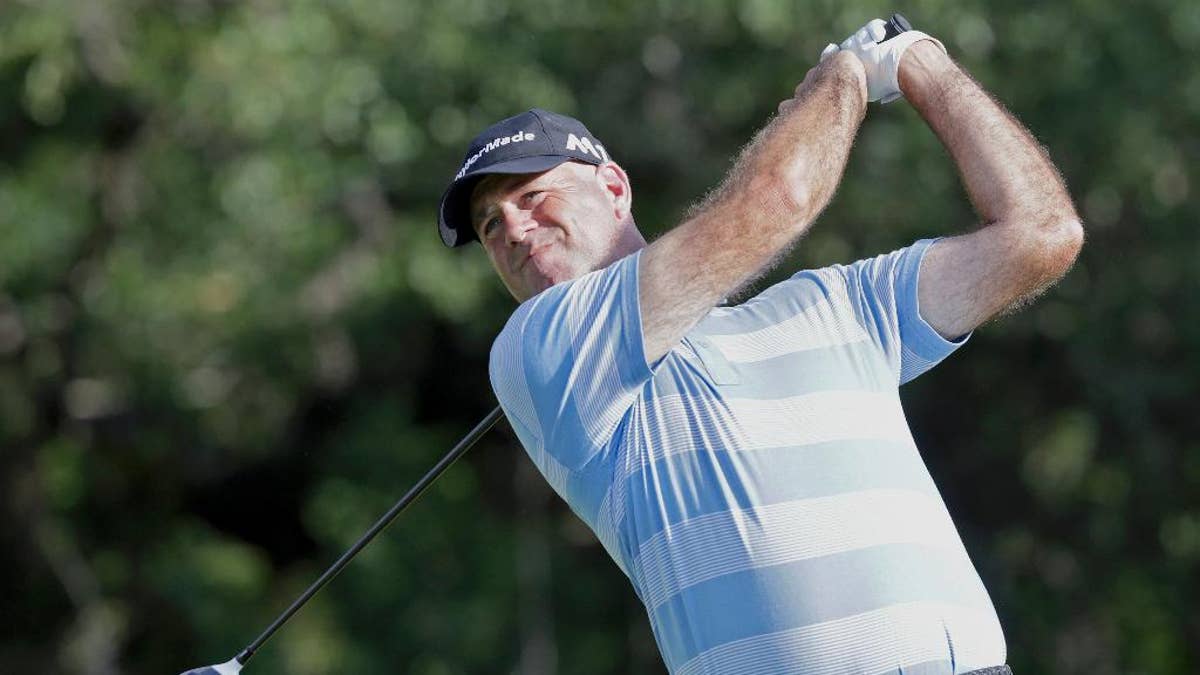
[
  {"xmin": 521, "ymin": 190, "xmax": 542, "ymax": 206},
  {"xmin": 483, "ymin": 216, "xmax": 501, "ymax": 236}
]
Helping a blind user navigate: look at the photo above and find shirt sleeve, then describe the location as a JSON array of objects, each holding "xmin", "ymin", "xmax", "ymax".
[
  {"xmin": 834, "ymin": 237, "xmax": 970, "ymax": 384},
  {"xmin": 488, "ymin": 249, "xmax": 652, "ymax": 474}
]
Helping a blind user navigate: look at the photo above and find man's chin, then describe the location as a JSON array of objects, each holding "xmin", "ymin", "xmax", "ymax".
[
  {"xmin": 517, "ymin": 263, "xmax": 586, "ymax": 300},
  {"xmin": 532, "ymin": 276, "xmax": 558, "ymax": 295},
  {"xmin": 510, "ymin": 276, "xmax": 553, "ymax": 302}
]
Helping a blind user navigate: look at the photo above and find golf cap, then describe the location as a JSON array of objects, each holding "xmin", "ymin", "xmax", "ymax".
[{"xmin": 437, "ymin": 108, "xmax": 610, "ymax": 247}]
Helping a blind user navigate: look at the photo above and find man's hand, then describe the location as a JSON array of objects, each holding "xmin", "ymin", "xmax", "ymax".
[{"xmin": 822, "ymin": 18, "xmax": 945, "ymax": 103}]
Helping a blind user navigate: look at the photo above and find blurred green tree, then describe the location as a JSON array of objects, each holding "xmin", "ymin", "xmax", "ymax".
[{"xmin": 0, "ymin": 1, "xmax": 1195, "ymax": 673}]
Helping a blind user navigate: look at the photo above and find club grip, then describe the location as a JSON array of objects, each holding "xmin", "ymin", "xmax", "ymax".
[{"xmin": 881, "ymin": 13, "xmax": 912, "ymax": 42}]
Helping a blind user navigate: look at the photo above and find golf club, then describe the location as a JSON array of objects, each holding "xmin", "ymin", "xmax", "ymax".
[{"xmin": 179, "ymin": 404, "xmax": 506, "ymax": 675}]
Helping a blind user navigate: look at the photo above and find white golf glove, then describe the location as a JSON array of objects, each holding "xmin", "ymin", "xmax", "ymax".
[{"xmin": 820, "ymin": 18, "xmax": 946, "ymax": 104}]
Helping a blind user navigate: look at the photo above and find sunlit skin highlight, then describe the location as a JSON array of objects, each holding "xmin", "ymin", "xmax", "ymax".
[{"xmin": 469, "ymin": 161, "xmax": 646, "ymax": 303}]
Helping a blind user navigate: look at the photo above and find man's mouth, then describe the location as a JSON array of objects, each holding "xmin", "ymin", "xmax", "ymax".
[{"xmin": 520, "ymin": 244, "xmax": 551, "ymax": 270}]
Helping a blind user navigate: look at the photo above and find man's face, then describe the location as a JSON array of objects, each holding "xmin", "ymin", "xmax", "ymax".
[{"xmin": 470, "ymin": 161, "xmax": 630, "ymax": 302}]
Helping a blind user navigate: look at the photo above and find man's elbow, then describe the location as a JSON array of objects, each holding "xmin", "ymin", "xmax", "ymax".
[{"xmin": 1030, "ymin": 209, "xmax": 1085, "ymax": 281}]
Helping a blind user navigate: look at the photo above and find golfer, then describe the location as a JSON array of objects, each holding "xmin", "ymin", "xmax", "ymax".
[{"xmin": 436, "ymin": 18, "xmax": 1081, "ymax": 675}]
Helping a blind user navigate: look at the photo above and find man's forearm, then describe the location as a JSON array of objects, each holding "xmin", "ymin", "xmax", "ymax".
[
  {"xmin": 639, "ymin": 53, "xmax": 867, "ymax": 362},
  {"xmin": 697, "ymin": 53, "xmax": 867, "ymax": 254},
  {"xmin": 897, "ymin": 40, "xmax": 1083, "ymax": 336},
  {"xmin": 899, "ymin": 42, "xmax": 1079, "ymax": 232}
]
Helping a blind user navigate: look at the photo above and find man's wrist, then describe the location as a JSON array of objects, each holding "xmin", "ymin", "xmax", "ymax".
[
  {"xmin": 897, "ymin": 40, "xmax": 956, "ymax": 103},
  {"xmin": 823, "ymin": 51, "xmax": 869, "ymax": 108}
]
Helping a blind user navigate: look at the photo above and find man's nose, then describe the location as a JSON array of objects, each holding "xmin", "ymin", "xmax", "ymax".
[{"xmin": 500, "ymin": 203, "xmax": 535, "ymax": 246}]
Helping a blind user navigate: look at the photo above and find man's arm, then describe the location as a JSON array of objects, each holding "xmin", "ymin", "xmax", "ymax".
[
  {"xmin": 900, "ymin": 41, "xmax": 1085, "ymax": 339},
  {"xmin": 639, "ymin": 52, "xmax": 868, "ymax": 364}
]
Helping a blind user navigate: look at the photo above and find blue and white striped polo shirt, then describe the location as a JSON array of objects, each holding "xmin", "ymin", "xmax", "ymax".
[{"xmin": 489, "ymin": 238, "xmax": 1006, "ymax": 674}]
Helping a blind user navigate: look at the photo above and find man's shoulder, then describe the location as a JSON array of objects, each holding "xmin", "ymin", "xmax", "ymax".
[
  {"xmin": 489, "ymin": 282, "xmax": 562, "ymax": 349},
  {"xmin": 489, "ymin": 252, "xmax": 643, "ymax": 360},
  {"xmin": 485, "ymin": 278, "xmax": 588, "ymax": 385},
  {"xmin": 487, "ymin": 297, "xmax": 536, "ymax": 379}
]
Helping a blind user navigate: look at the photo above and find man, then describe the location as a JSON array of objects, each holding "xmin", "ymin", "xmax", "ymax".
[{"xmin": 436, "ymin": 17, "xmax": 1081, "ymax": 675}]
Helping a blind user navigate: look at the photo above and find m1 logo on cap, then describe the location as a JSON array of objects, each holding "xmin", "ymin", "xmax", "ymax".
[{"xmin": 566, "ymin": 133, "xmax": 608, "ymax": 162}]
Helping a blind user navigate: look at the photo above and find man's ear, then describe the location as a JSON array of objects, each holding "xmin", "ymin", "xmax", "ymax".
[{"xmin": 595, "ymin": 162, "xmax": 632, "ymax": 221}]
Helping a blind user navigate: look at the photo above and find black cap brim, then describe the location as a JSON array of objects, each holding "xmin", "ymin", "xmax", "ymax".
[{"xmin": 437, "ymin": 155, "xmax": 577, "ymax": 247}]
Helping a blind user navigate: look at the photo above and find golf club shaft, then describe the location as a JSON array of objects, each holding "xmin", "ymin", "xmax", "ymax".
[{"xmin": 234, "ymin": 404, "xmax": 506, "ymax": 666}]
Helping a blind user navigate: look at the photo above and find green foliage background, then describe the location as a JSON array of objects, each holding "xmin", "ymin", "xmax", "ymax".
[{"xmin": 1, "ymin": 1, "xmax": 1196, "ymax": 673}]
